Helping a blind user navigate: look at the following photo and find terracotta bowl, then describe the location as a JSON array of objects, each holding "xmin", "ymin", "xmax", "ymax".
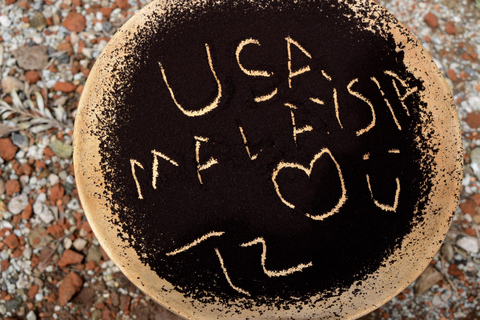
[{"xmin": 74, "ymin": 0, "xmax": 462, "ymax": 318}]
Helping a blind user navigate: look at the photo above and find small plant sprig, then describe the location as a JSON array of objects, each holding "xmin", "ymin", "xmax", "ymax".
[{"xmin": 0, "ymin": 90, "xmax": 72, "ymax": 134}]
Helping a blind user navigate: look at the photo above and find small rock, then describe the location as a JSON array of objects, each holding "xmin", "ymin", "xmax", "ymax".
[
  {"xmin": 13, "ymin": 46, "xmax": 49, "ymax": 70},
  {"xmin": 49, "ymin": 183, "xmax": 65, "ymax": 204},
  {"xmin": 57, "ymin": 41, "xmax": 74, "ymax": 56},
  {"xmin": 19, "ymin": 163, "xmax": 33, "ymax": 176},
  {"xmin": 0, "ymin": 16, "xmax": 12, "ymax": 27},
  {"xmin": 448, "ymin": 263, "xmax": 464, "ymax": 277},
  {"xmin": 57, "ymin": 249, "xmax": 84, "ymax": 267},
  {"xmin": 102, "ymin": 21, "xmax": 113, "ymax": 33},
  {"xmin": 73, "ymin": 238, "xmax": 88, "ymax": 251},
  {"xmin": 64, "ymin": 237, "xmax": 72, "ymax": 250},
  {"xmin": 442, "ymin": 0, "xmax": 456, "ymax": 8},
  {"xmin": 46, "ymin": 224, "xmax": 64, "ymax": 239},
  {"xmin": 432, "ymin": 293, "xmax": 442, "ymax": 306},
  {"xmin": 5, "ymin": 179, "xmax": 21, "ymax": 196},
  {"xmin": 4, "ymin": 233, "xmax": 20, "ymax": 249},
  {"xmin": 7, "ymin": 193, "xmax": 28, "ymax": 214},
  {"xmin": 26, "ymin": 310, "xmax": 37, "ymax": 320},
  {"xmin": 47, "ymin": 173, "xmax": 59, "ymax": 186},
  {"xmin": 470, "ymin": 148, "xmax": 480, "ymax": 179},
  {"xmin": 67, "ymin": 198, "xmax": 81, "ymax": 210},
  {"xmin": 28, "ymin": 284, "xmax": 39, "ymax": 300},
  {"xmin": 0, "ymin": 137, "xmax": 19, "ymax": 161},
  {"xmin": 49, "ymin": 139, "xmax": 73, "ymax": 158},
  {"xmin": 441, "ymin": 242, "xmax": 454, "ymax": 261},
  {"xmin": 120, "ymin": 294, "xmax": 131, "ymax": 311},
  {"xmin": 445, "ymin": 21, "xmax": 456, "ymax": 35},
  {"xmin": 11, "ymin": 133, "xmax": 28, "ymax": 149},
  {"xmin": 1, "ymin": 76, "xmax": 24, "ymax": 93},
  {"xmin": 86, "ymin": 245, "xmax": 103, "ymax": 263},
  {"xmin": 457, "ymin": 236, "xmax": 479, "ymax": 253},
  {"xmin": 62, "ymin": 12, "xmax": 87, "ymax": 32},
  {"xmin": 0, "ymin": 178, "xmax": 5, "ymax": 195},
  {"xmin": 25, "ymin": 70, "xmax": 41, "ymax": 84},
  {"xmin": 53, "ymin": 81, "xmax": 77, "ymax": 93},
  {"xmin": 58, "ymin": 272, "xmax": 83, "ymax": 306},
  {"xmin": 424, "ymin": 13, "xmax": 438, "ymax": 28},
  {"xmin": 21, "ymin": 203, "xmax": 33, "ymax": 220},
  {"xmin": 91, "ymin": 309, "xmax": 102, "ymax": 320},
  {"xmin": 115, "ymin": 0, "xmax": 129, "ymax": 9},
  {"xmin": 28, "ymin": 226, "xmax": 53, "ymax": 249},
  {"xmin": 33, "ymin": 194, "xmax": 54, "ymax": 224},
  {"xmin": 5, "ymin": 297, "xmax": 22, "ymax": 311},
  {"xmin": 30, "ymin": 11, "xmax": 47, "ymax": 30},
  {"xmin": 447, "ymin": 69, "xmax": 458, "ymax": 82}
]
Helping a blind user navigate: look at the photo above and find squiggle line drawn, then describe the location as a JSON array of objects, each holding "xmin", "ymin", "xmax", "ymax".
[
  {"xmin": 286, "ymin": 36, "xmax": 312, "ymax": 88},
  {"xmin": 285, "ymin": 103, "xmax": 313, "ymax": 145},
  {"xmin": 272, "ymin": 148, "xmax": 347, "ymax": 221},
  {"xmin": 151, "ymin": 150, "xmax": 179, "ymax": 189},
  {"xmin": 366, "ymin": 174, "xmax": 400, "ymax": 212},
  {"xmin": 195, "ymin": 136, "xmax": 218, "ymax": 184},
  {"xmin": 241, "ymin": 237, "xmax": 313, "ymax": 277},
  {"xmin": 254, "ymin": 88, "xmax": 278, "ymax": 102},
  {"xmin": 214, "ymin": 248, "xmax": 251, "ymax": 295},
  {"xmin": 159, "ymin": 43, "xmax": 222, "ymax": 117},
  {"xmin": 166, "ymin": 231, "xmax": 225, "ymax": 256},
  {"xmin": 384, "ymin": 70, "xmax": 417, "ymax": 116},
  {"xmin": 371, "ymin": 76, "xmax": 402, "ymax": 131},
  {"xmin": 130, "ymin": 159, "xmax": 144, "ymax": 199},
  {"xmin": 348, "ymin": 78, "xmax": 376, "ymax": 136},
  {"xmin": 236, "ymin": 38, "xmax": 274, "ymax": 77},
  {"xmin": 239, "ymin": 126, "xmax": 262, "ymax": 160}
]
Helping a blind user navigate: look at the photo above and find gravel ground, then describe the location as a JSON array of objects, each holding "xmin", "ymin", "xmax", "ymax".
[{"xmin": 0, "ymin": 0, "xmax": 479, "ymax": 319}]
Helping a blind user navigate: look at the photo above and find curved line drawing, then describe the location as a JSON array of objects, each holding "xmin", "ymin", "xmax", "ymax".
[
  {"xmin": 366, "ymin": 174, "xmax": 400, "ymax": 212},
  {"xmin": 333, "ymin": 88, "xmax": 343, "ymax": 129},
  {"xmin": 166, "ymin": 231, "xmax": 225, "ymax": 256},
  {"xmin": 239, "ymin": 126, "xmax": 262, "ymax": 160},
  {"xmin": 214, "ymin": 248, "xmax": 250, "ymax": 296},
  {"xmin": 254, "ymin": 88, "xmax": 278, "ymax": 102},
  {"xmin": 240, "ymin": 237, "xmax": 313, "ymax": 277},
  {"xmin": 130, "ymin": 159, "xmax": 144, "ymax": 199},
  {"xmin": 272, "ymin": 148, "xmax": 347, "ymax": 221},
  {"xmin": 309, "ymin": 97, "xmax": 324, "ymax": 105},
  {"xmin": 159, "ymin": 43, "xmax": 222, "ymax": 117},
  {"xmin": 347, "ymin": 78, "xmax": 376, "ymax": 136},
  {"xmin": 236, "ymin": 38, "xmax": 273, "ymax": 77}
]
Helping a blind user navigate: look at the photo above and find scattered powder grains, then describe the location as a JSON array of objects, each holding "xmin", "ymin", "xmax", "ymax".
[{"xmin": 96, "ymin": 0, "xmax": 438, "ymax": 308}]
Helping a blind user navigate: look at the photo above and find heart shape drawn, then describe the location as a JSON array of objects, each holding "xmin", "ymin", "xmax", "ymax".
[{"xmin": 272, "ymin": 148, "xmax": 347, "ymax": 221}]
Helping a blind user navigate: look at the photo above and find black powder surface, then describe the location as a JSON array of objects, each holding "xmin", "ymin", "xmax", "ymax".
[{"xmin": 95, "ymin": 0, "xmax": 437, "ymax": 308}]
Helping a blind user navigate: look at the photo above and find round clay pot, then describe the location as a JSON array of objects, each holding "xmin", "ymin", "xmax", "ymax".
[{"xmin": 74, "ymin": 0, "xmax": 462, "ymax": 318}]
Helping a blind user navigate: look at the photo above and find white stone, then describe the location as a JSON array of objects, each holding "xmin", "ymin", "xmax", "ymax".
[
  {"xmin": 47, "ymin": 173, "xmax": 59, "ymax": 186},
  {"xmin": 8, "ymin": 193, "xmax": 28, "ymax": 214},
  {"xmin": 35, "ymin": 293, "xmax": 43, "ymax": 301},
  {"xmin": 26, "ymin": 310, "xmax": 37, "ymax": 320},
  {"xmin": 33, "ymin": 194, "xmax": 54, "ymax": 224},
  {"xmin": 0, "ymin": 304, "xmax": 6, "ymax": 315},
  {"xmin": 67, "ymin": 198, "xmax": 81, "ymax": 211},
  {"xmin": 63, "ymin": 237, "xmax": 72, "ymax": 250},
  {"xmin": 457, "ymin": 236, "xmax": 479, "ymax": 253},
  {"xmin": 0, "ymin": 16, "xmax": 12, "ymax": 27},
  {"xmin": 73, "ymin": 238, "xmax": 88, "ymax": 251},
  {"xmin": 23, "ymin": 247, "xmax": 32, "ymax": 259}
]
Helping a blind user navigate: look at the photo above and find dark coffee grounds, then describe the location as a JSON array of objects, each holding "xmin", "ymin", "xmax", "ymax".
[{"xmin": 96, "ymin": 0, "xmax": 437, "ymax": 307}]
